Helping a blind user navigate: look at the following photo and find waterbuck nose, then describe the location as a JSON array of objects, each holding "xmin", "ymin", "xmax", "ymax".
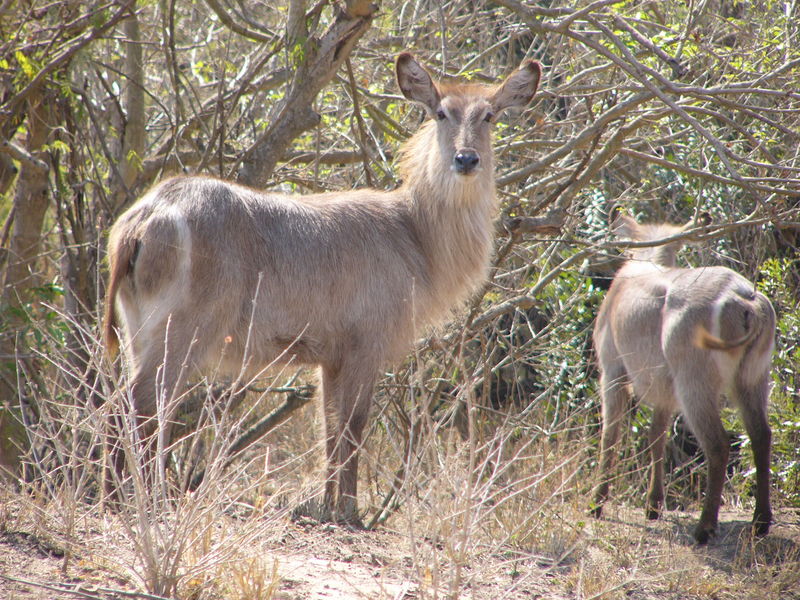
[{"xmin": 453, "ymin": 149, "xmax": 480, "ymax": 175}]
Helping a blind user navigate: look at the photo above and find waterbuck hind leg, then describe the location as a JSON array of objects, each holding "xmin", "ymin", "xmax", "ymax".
[
  {"xmin": 677, "ymin": 385, "xmax": 730, "ymax": 544},
  {"xmin": 646, "ymin": 406, "xmax": 672, "ymax": 520},
  {"xmin": 105, "ymin": 359, "xmax": 164, "ymax": 499},
  {"xmin": 109, "ymin": 319, "xmax": 198, "ymax": 497},
  {"xmin": 592, "ymin": 368, "xmax": 630, "ymax": 517},
  {"xmin": 103, "ymin": 409, "xmax": 128, "ymax": 504},
  {"xmin": 694, "ymin": 431, "xmax": 729, "ymax": 544},
  {"xmin": 736, "ymin": 381, "xmax": 773, "ymax": 536}
]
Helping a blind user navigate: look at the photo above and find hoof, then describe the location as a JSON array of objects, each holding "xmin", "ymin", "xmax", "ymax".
[
  {"xmin": 291, "ymin": 498, "xmax": 333, "ymax": 524},
  {"xmin": 589, "ymin": 504, "xmax": 603, "ymax": 518},
  {"xmin": 646, "ymin": 507, "xmax": 660, "ymax": 521},
  {"xmin": 752, "ymin": 512, "xmax": 772, "ymax": 537},
  {"xmin": 334, "ymin": 496, "xmax": 364, "ymax": 529},
  {"xmin": 694, "ymin": 523, "xmax": 716, "ymax": 545},
  {"xmin": 337, "ymin": 515, "xmax": 366, "ymax": 530}
]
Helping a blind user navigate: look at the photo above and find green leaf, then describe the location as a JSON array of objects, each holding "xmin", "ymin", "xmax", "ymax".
[{"xmin": 15, "ymin": 51, "xmax": 36, "ymax": 80}]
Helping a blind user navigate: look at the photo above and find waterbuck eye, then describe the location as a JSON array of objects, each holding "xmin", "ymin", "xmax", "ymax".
[
  {"xmin": 436, "ymin": 108, "xmax": 446, "ymax": 121},
  {"xmin": 484, "ymin": 111, "xmax": 495, "ymax": 123}
]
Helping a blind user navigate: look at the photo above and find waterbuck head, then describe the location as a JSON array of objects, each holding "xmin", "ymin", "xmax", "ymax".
[{"xmin": 396, "ymin": 53, "xmax": 541, "ymax": 178}]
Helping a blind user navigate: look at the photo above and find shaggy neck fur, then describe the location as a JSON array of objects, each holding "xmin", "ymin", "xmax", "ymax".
[{"xmin": 398, "ymin": 119, "xmax": 497, "ymax": 325}]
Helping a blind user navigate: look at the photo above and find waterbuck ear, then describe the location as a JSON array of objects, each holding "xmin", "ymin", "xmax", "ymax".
[
  {"xmin": 609, "ymin": 207, "xmax": 639, "ymax": 239},
  {"xmin": 491, "ymin": 60, "xmax": 542, "ymax": 114},
  {"xmin": 396, "ymin": 53, "xmax": 441, "ymax": 115},
  {"xmin": 681, "ymin": 211, "xmax": 712, "ymax": 234},
  {"xmin": 695, "ymin": 211, "xmax": 712, "ymax": 228},
  {"xmin": 608, "ymin": 204, "xmax": 623, "ymax": 225}
]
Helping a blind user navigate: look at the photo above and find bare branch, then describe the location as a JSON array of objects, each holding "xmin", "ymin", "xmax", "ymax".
[
  {"xmin": 0, "ymin": 139, "xmax": 48, "ymax": 173},
  {"xmin": 236, "ymin": 5, "xmax": 377, "ymax": 187},
  {"xmin": 204, "ymin": 0, "xmax": 278, "ymax": 43}
]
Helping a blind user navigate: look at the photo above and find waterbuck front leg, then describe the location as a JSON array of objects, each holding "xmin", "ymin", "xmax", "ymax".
[
  {"xmin": 645, "ymin": 406, "xmax": 672, "ymax": 520},
  {"xmin": 737, "ymin": 380, "xmax": 773, "ymax": 536},
  {"xmin": 336, "ymin": 378, "xmax": 375, "ymax": 527},
  {"xmin": 320, "ymin": 367, "xmax": 339, "ymax": 523},
  {"xmin": 320, "ymin": 358, "xmax": 377, "ymax": 527},
  {"xmin": 592, "ymin": 366, "xmax": 630, "ymax": 517}
]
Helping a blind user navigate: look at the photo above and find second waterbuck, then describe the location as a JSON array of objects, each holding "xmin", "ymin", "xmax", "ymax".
[
  {"xmin": 591, "ymin": 210, "xmax": 775, "ymax": 543},
  {"xmin": 104, "ymin": 53, "xmax": 542, "ymax": 525}
]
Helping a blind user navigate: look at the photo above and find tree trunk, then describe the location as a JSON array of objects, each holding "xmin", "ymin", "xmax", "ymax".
[
  {"xmin": 0, "ymin": 96, "xmax": 52, "ymax": 474},
  {"xmin": 112, "ymin": 8, "xmax": 146, "ymax": 214}
]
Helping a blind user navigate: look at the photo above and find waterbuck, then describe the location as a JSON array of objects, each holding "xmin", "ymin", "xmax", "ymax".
[
  {"xmin": 104, "ymin": 53, "xmax": 542, "ymax": 525},
  {"xmin": 591, "ymin": 210, "xmax": 775, "ymax": 543}
]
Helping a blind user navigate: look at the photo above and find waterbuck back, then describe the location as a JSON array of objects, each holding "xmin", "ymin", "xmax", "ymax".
[
  {"xmin": 591, "ymin": 211, "xmax": 775, "ymax": 544},
  {"xmin": 104, "ymin": 53, "xmax": 542, "ymax": 524}
]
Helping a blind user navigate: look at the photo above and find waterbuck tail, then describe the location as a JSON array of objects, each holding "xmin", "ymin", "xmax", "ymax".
[
  {"xmin": 104, "ymin": 233, "xmax": 139, "ymax": 358},
  {"xmin": 693, "ymin": 323, "xmax": 758, "ymax": 351}
]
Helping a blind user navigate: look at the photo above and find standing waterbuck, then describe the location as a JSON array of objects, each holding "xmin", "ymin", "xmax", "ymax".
[
  {"xmin": 591, "ymin": 210, "xmax": 775, "ymax": 544},
  {"xmin": 104, "ymin": 53, "xmax": 542, "ymax": 525}
]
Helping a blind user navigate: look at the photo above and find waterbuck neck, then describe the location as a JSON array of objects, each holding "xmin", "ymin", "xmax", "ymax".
[
  {"xmin": 398, "ymin": 119, "xmax": 498, "ymax": 320},
  {"xmin": 626, "ymin": 223, "xmax": 686, "ymax": 268},
  {"xmin": 628, "ymin": 244, "xmax": 681, "ymax": 269}
]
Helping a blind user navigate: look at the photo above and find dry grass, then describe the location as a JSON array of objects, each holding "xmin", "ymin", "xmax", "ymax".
[
  {"xmin": 0, "ymin": 278, "xmax": 800, "ymax": 600},
  {"xmin": 1, "ymin": 302, "xmax": 799, "ymax": 600}
]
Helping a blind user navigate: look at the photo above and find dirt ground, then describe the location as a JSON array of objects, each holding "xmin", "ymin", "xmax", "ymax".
[{"xmin": 2, "ymin": 503, "xmax": 799, "ymax": 599}]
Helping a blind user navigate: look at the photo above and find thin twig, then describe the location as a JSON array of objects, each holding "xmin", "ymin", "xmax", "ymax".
[
  {"xmin": 345, "ymin": 58, "xmax": 374, "ymax": 187},
  {"xmin": 0, "ymin": 573, "xmax": 171, "ymax": 600}
]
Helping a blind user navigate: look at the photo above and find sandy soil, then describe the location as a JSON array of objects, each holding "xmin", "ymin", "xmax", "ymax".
[{"xmin": 1, "ymin": 505, "xmax": 799, "ymax": 599}]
